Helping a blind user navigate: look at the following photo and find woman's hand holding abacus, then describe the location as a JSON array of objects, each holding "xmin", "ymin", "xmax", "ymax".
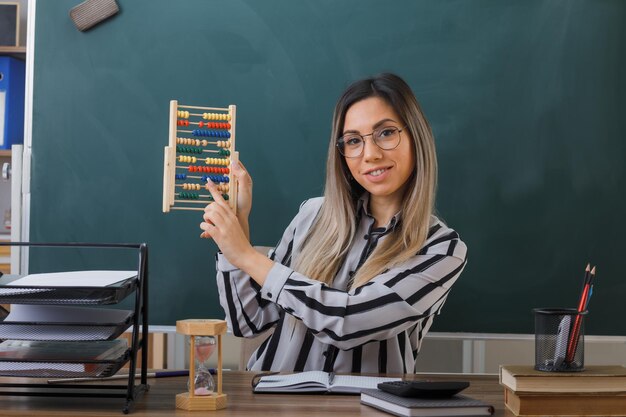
[{"xmin": 200, "ymin": 167, "xmax": 274, "ymax": 284}]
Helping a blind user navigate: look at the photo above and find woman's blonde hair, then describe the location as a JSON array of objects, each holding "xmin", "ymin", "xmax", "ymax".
[{"xmin": 293, "ymin": 73, "xmax": 438, "ymax": 288}]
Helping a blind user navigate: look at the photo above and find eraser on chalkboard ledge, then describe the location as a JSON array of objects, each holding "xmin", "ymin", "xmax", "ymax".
[{"xmin": 70, "ymin": 0, "xmax": 119, "ymax": 32}]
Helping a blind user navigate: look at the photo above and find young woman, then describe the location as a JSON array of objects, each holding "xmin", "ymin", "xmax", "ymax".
[{"xmin": 200, "ymin": 73, "xmax": 467, "ymax": 373}]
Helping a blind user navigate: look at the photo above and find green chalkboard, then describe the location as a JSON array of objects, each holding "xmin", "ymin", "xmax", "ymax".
[{"xmin": 30, "ymin": 0, "xmax": 626, "ymax": 335}]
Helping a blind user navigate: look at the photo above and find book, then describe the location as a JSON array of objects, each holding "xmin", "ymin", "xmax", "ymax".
[
  {"xmin": 504, "ymin": 387, "xmax": 626, "ymax": 416},
  {"xmin": 253, "ymin": 370, "xmax": 401, "ymax": 394},
  {"xmin": 360, "ymin": 389, "xmax": 494, "ymax": 417},
  {"xmin": 500, "ymin": 365, "xmax": 626, "ymax": 393}
]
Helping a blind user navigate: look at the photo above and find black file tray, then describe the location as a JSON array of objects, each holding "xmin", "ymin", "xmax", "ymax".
[
  {"xmin": 0, "ymin": 311, "xmax": 134, "ymax": 341},
  {"xmin": 0, "ymin": 276, "xmax": 137, "ymax": 305},
  {"xmin": 0, "ymin": 242, "xmax": 149, "ymax": 414},
  {"xmin": 0, "ymin": 343, "xmax": 130, "ymax": 378}
]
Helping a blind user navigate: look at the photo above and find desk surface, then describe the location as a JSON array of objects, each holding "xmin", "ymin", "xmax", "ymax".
[{"xmin": 0, "ymin": 372, "xmax": 511, "ymax": 416}]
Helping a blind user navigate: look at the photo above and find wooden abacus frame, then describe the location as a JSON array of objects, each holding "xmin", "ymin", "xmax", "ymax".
[
  {"xmin": 162, "ymin": 100, "xmax": 238, "ymax": 214},
  {"xmin": 175, "ymin": 319, "xmax": 228, "ymax": 411}
]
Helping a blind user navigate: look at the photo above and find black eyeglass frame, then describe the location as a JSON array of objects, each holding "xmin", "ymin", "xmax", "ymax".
[{"xmin": 336, "ymin": 125, "xmax": 408, "ymax": 158}]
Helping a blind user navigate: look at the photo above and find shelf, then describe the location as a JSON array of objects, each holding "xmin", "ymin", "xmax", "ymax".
[
  {"xmin": 0, "ymin": 150, "xmax": 11, "ymax": 157},
  {"xmin": 0, "ymin": 46, "xmax": 26, "ymax": 60}
]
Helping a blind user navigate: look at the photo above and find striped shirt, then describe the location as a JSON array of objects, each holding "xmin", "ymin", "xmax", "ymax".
[{"xmin": 216, "ymin": 194, "xmax": 467, "ymax": 374}]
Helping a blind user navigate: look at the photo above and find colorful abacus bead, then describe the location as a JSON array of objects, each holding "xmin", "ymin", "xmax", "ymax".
[
  {"xmin": 179, "ymin": 155, "xmax": 198, "ymax": 163},
  {"xmin": 192, "ymin": 129, "xmax": 232, "ymax": 138},
  {"xmin": 205, "ymin": 157, "xmax": 229, "ymax": 166},
  {"xmin": 179, "ymin": 191, "xmax": 200, "ymax": 199},
  {"xmin": 177, "ymin": 145, "xmax": 203, "ymax": 154},
  {"xmin": 182, "ymin": 183, "xmax": 202, "ymax": 191}
]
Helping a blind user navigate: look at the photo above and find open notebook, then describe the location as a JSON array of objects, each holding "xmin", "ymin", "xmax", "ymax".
[{"xmin": 253, "ymin": 371, "xmax": 401, "ymax": 394}]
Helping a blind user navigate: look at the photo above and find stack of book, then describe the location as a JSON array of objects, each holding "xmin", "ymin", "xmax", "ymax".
[{"xmin": 500, "ymin": 365, "xmax": 626, "ymax": 416}]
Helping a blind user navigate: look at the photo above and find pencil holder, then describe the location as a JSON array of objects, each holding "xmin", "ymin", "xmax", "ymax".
[{"xmin": 533, "ymin": 308, "xmax": 586, "ymax": 372}]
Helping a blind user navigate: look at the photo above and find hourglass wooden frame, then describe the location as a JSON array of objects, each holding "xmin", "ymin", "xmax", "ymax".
[
  {"xmin": 162, "ymin": 100, "xmax": 238, "ymax": 214},
  {"xmin": 175, "ymin": 319, "xmax": 228, "ymax": 411}
]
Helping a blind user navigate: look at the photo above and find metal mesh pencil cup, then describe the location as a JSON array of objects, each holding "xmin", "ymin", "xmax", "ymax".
[{"xmin": 533, "ymin": 308, "xmax": 586, "ymax": 372}]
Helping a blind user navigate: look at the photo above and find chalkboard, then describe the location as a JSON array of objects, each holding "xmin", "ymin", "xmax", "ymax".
[{"xmin": 29, "ymin": 0, "xmax": 626, "ymax": 335}]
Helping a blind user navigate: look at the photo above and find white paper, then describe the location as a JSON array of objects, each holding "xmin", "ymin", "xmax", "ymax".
[
  {"xmin": 332, "ymin": 374, "xmax": 400, "ymax": 392},
  {"xmin": 4, "ymin": 270, "xmax": 136, "ymax": 287}
]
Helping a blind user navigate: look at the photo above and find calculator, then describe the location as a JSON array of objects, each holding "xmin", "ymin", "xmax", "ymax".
[{"xmin": 377, "ymin": 380, "xmax": 470, "ymax": 398}]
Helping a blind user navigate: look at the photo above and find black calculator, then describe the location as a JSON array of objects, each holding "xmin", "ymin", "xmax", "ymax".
[{"xmin": 377, "ymin": 380, "xmax": 470, "ymax": 398}]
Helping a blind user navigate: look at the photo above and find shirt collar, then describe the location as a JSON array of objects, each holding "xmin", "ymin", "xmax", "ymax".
[{"xmin": 357, "ymin": 193, "xmax": 402, "ymax": 232}]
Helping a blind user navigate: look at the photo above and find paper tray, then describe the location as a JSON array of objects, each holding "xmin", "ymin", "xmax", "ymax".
[
  {"xmin": 0, "ymin": 277, "xmax": 137, "ymax": 305},
  {"xmin": 0, "ymin": 315, "xmax": 134, "ymax": 341},
  {"xmin": 0, "ymin": 354, "xmax": 130, "ymax": 378},
  {"xmin": 0, "ymin": 339, "xmax": 131, "ymax": 378}
]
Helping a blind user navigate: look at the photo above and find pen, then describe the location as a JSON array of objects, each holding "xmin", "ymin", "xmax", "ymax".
[
  {"xmin": 566, "ymin": 265, "xmax": 596, "ymax": 363},
  {"xmin": 328, "ymin": 372, "xmax": 335, "ymax": 386},
  {"xmin": 47, "ymin": 369, "xmax": 210, "ymax": 384}
]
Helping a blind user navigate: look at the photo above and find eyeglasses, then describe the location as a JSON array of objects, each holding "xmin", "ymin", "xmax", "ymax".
[{"xmin": 336, "ymin": 125, "xmax": 407, "ymax": 158}]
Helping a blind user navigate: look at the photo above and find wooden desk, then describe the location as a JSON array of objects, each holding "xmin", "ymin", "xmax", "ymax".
[{"xmin": 0, "ymin": 372, "xmax": 512, "ymax": 416}]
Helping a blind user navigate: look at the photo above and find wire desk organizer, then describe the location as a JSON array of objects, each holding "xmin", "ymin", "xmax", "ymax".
[
  {"xmin": 163, "ymin": 100, "xmax": 238, "ymax": 214},
  {"xmin": 0, "ymin": 242, "xmax": 149, "ymax": 414}
]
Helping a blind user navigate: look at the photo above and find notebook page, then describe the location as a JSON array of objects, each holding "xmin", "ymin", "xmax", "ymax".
[
  {"xmin": 255, "ymin": 371, "xmax": 329, "ymax": 391},
  {"xmin": 331, "ymin": 375, "xmax": 401, "ymax": 393}
]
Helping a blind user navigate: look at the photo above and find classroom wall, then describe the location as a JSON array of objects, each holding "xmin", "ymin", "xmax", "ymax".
[{"xmin": 28, "ymin": 0, "xmax": 626, "ymax": 335}]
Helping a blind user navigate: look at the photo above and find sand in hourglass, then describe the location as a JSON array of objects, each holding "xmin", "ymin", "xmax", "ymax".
[
  {"xmin": 193, "ymin": 338, "xmax": 216, "ymax": 396},
  {"xmin": 196, "ymin": 342, "xmax": 216, "ymax": 363}
]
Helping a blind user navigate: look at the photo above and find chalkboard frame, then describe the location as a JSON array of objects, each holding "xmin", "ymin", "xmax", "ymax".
[{"xmin": 27, "ymin": 0, "xmax": 626, "ymax": 336}]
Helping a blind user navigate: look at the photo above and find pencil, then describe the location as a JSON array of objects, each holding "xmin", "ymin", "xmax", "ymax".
[
  {"xmin": 565, "ymin": 265, "xmax": 596, "ymax": 363},
  {"xmin": 47, "ymin": 369, "xmax": 197, "ymax": 384}
]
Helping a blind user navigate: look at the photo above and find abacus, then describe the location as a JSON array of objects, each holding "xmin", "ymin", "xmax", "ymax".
[{"xmin": 162, "ymin": 100, "xmax": 238, "ymax": 213}]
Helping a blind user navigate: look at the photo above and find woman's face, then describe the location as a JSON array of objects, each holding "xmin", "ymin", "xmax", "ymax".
[{"xmin": 342, "ymin": 96, "xmax": 415, "ymax": 207}]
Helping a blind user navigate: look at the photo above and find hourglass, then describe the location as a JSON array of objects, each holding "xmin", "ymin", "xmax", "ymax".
[{"xmin": 175, "ymin": 319, "xmax": 228, "ymax": 411}]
